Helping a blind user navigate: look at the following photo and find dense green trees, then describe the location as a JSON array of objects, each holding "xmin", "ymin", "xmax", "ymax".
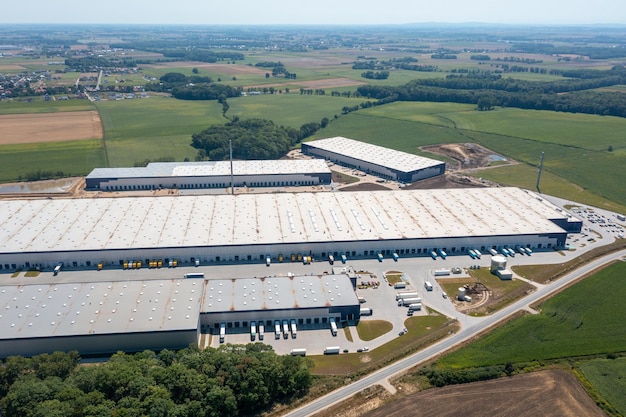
[
  {"xmin": 190, "ymin": 117, "xmax": 329, "ymax": 160},
  {"xmin": 356, "ymin": 66, "xmax": 626, "ymax": 118},
  {"xmin": 144, "ymin": 72, "xmax": 242, "ymax": 101},
  {"xmin": 0, "ymin": 345, "xmax": 312, "ymax": 417},
  {"xmin": 191, "ymin": 119, "xmax": 296, "ymax": 160}
]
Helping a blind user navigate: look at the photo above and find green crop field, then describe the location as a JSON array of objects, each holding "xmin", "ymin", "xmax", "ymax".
[
  {"xmin": 95, "ymin": 97, "xmax": 225, "ymax": 166},
  {"xmin": 310, "ymin": 102, "xmax": 626, "ymax": 212},
  {"xmin": 0, "ymin": 99, "xmax": 96, "ymax": 114},
  {"xmin": 228, "ymin": 94, "xmax": 362, "ymax": 128},
  {"xmin": 579, "ymin": 358, "xmax": 626, "ymax": 416},
  {"xmin": 0, "ymin": 139, "xmax": 106, "ymax": 183},
  {"xmin": 436, "ymin": 261, "xmax": 626, "ymax": 369}
]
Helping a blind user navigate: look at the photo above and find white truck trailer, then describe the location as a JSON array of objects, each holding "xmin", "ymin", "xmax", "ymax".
[
  {"xmin": 396, "ymin": 291, "xmax": 419, "ymax": 301},
  {"xmin": 219, "ymin": 323, "xmax": 226, "ymax": 343},
  {"xmin": 324, "ymin": 346, "xmax": 340, "ymax": 355},
  {"xmin": 290, "ymin": 319, "xmax": 297, "ymax": 339},
  {"xmin": 274, "ymin": 321, "xmax": 281, "ymax": 340},
  {"xmin": 329, "ymin": 317, "xmax": 338, "ymax": 336},
  {"xmin": 398, "ymin": 297, "xmax": 422, "ymax": 306},
  {"xmin": 290, "ymin": 348, "xmax": 307, "ymax": 356},
  {"xmin": 408, "ymin": 303, "xmax": 422, "ymax": 311},
  {"xmin": 258, "ymin": 322, "xmax": 265, "ymax": 341},
  {"xmin": 282, "ymin": 320, "xmax": 289, "ymax": 339},
  {"xmin": 359, "ymin": 307, "xmax": 373, "ymax": 316},
  {"xmin": 250, "ymin": 321, "xmax": 256, "ymax": 341}
]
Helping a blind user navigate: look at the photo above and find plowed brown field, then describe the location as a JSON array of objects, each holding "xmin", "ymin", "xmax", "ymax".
[
  {"xmin": 361, "ymin": 370, "xmax": 605, "ymax": 417},
  {"xmin": 0, "ymin": 111, "xmax": 103, "ymax": 145}
]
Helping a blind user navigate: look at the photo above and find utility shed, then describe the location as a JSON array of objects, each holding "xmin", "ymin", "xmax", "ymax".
[
  {"xmin": 301, "ymin": 136, "xmax": 445, "ymax": 182},
  {"xmin": 0, "ymin": 279, "xmax": 203, "ymax": 358}
]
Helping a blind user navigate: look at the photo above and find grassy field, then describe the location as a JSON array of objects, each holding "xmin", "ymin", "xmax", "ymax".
[
  {"xmin": 309, "ymin": 314, "xmax": 454, "ymax": 375},
  {"xmin": 0, "ymin": 139, "xmax": 106, "ymax": 183},
  {"xmin": 95, "ymin": 97, "xmax": 225, "ymax": 166},
  {"xmin": 356, "ymin": 320, "xmax": 394, "ymax": 341},
  {"xmin": 310, "ymin": 103, "xmax": 626, "ymax": 212},
  {"xmin": 579, "ymin": 357, "xmax": 626, "ymax": 416},
  {"xmin": 227, "ymin": 94, "xmax": 363, "ymax": 128},
  {"xmin": 436, "ymin": 261, "xmax": 626, "ymax": 369}
]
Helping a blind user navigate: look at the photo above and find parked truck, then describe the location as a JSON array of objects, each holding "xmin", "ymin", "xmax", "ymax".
[
  {"xmin": 250, "ymin": 321, "xmax": 256, "ymax": 341},
  {"xmin": 408, "ymin": 303, "xmax": 422, "ymax": 311},
  {"xmin": 392, "ymin": 252, "xmax": 399, "ymax": 262},
  {"xmin": 328, "ymin": 255, "xmax": 334, "ymax": 265},
  {"xmin": 393, "ymin": 282, "xmax": 406, "ymax": 289},
  {"xmin": 324, "ymin": 346, "xmax": 340, "ymax": 355},
  {"xmin": 358, "ymin": 296, "xmax": 367, "ymax": 303},
  {"xmin": 258, "ymin": 322, "xmax": 264, "ymax": 341},
  {"xmin": 377, "ymin": 253, "xmax": 383, "ymax": 262},
  {"xmin": 282, "ymin": 320, "xmax": 289, "ymax": 339},
  {"xmin": 359, "ymin": 307, "xmax": 373, "ymax": 316},
  {"xmin": 424, "ymin": 281, "xmax": 433, "ymax": 291},
  {"xmin": 290, "ymin": 348, "xmax": 307, "ymax": 356},
  {"xmin": 329, "ymin": 317, "xmax": 338, "ymax": 336},
  {"xmin": 340, "ymin": 254, "xmax": 347, "ymax": 264},
  {"xmin": 396, "ymin": 291, "xmax": 419, "ymax": 301},
  {"xmin": 219, "ymin": 323, "xmax": 226, "ymax": 343},
  {"xmin": 290, "ymin": 319, "xmax": 297, "ymax": 339},
  {"xmin": 53, "ymin": 262, "xmax": 63, "ymax": 276},
  {"xmin": 274, "ymin": 321, "xmax": 281, "ymax": 340},
  {"xmin": 398, "ymin": 297, "xmax": 422, "ymax": 306}
]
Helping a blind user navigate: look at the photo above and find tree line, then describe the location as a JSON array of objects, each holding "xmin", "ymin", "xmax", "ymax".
[
  {"xmin": 356, "ymin": 66, "xmax": 626, "ymax": 118},
  {"xmin": 144, "ymin": 72, "xmax": 242, "ymax": 101},
  {"xmin": 0, "ymin": 344, "xmax": 312, "ymax": 417}
]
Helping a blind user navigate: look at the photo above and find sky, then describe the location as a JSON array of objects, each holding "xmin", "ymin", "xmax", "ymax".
[{"xmin": 2, "ymin": 0, "xmax": 626, "ymax": 25}]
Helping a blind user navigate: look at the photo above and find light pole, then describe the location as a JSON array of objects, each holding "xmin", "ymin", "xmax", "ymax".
[{"xmin": 229, "ymin": 136, "xmax": 234, "ymax": 195}]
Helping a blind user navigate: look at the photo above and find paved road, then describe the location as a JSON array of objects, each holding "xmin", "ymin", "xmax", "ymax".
[{"xmin": 283, "ymin": 249, "xmax": 626, "ymax": 417}]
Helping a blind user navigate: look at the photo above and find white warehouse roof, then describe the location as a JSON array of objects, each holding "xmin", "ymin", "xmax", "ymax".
[
  {"xmin": 0, "ymin": 187, "xmax": 570, "ymax": 254},
  {"xmin": 0, "ymin": 279, "xmax": 203, "ymax": 341},
  {"xmin": 202, "ymin": 274, "xmax": 358, "ymax": 313},
  {"xmin": 86, "ymin": 159, "xmax": 331, "ymax": 179},
  {"xmin": 303, "ymin": 136, "xmax": 443, "ymax": 173}
]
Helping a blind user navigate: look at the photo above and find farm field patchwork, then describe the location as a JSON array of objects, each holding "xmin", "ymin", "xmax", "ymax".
[
  {"xmin": 436, "ymin": 261, "xmax": 626, "ymax": 368},
  {"xmin": 361, "ymin": 370, "xmax": 605, "ymax": 417}
]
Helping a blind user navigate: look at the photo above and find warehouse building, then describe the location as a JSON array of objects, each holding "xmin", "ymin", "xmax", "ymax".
[
  {"xmin": 85, "ymin": 159, "xmax": 332, "ymax": 191},
  {"xmin": 201, "ymin": 273, "xmax": 359, "ymax": 341},
  {"xmin": 0, "ymin": 272, "xmax": 359, "ymax": 357},
  {"xmin": 0, "ymin": 279, "xmax": 203, "ymax": 357},
  {"xmin": 301, "ymin": 136, "xmax": 445, "ymax": 183},
  {"xmin": 0, "ymin": 187, "xmax": 580, "ymax": 272}
]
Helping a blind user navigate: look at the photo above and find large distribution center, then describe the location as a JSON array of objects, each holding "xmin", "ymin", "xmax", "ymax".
[
  {"xmin": 0, "ymin": 273, "xmax": 359, "ymax": 357},
  {"xmin": 85, "ymin": 159, "xmax": 332, "ymax": 191},
  {"xmin": 301, "ymin": 136, "xmax": 446, "ymax": 183},
  {"xmin": 0, "ymin": 187, "xmax": 580, "ymax": 272}
]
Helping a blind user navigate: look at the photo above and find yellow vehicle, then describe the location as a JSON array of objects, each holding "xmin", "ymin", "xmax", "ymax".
[
  {"xmin": 136, "ymin": 261, "xmax": 142, "ymax": 269},
  {"xmin": 131, "ymin": 261, "xmax": 137, "ymax": 269},
  {"xmin": 172, "ymin": 259, "xmax": 178, "ymax": 268},
  {"xmin": 297, "ymin": 253, "xmax": 302, "ymax": 262},
  {"xmin": 278, "ymin": 254, "xmax": 284, "ymax": 263},
  {"xmin": 97, "ymin": 262, "xmax": 104, "ymax": 271},
  {"xmin": 157, "ymin": 260, "xmax": 163, "ymax": 268},
  {"xmin": 123, "ymin": 261, "xmax": 129, "ymax": 269},
  {"xmin": 149, "ymin": 261, "xmax": 156, "ymax": 268},
  {"xmin": 291, "ymin": 253, "xmax": 296, "ymax": 262}
]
